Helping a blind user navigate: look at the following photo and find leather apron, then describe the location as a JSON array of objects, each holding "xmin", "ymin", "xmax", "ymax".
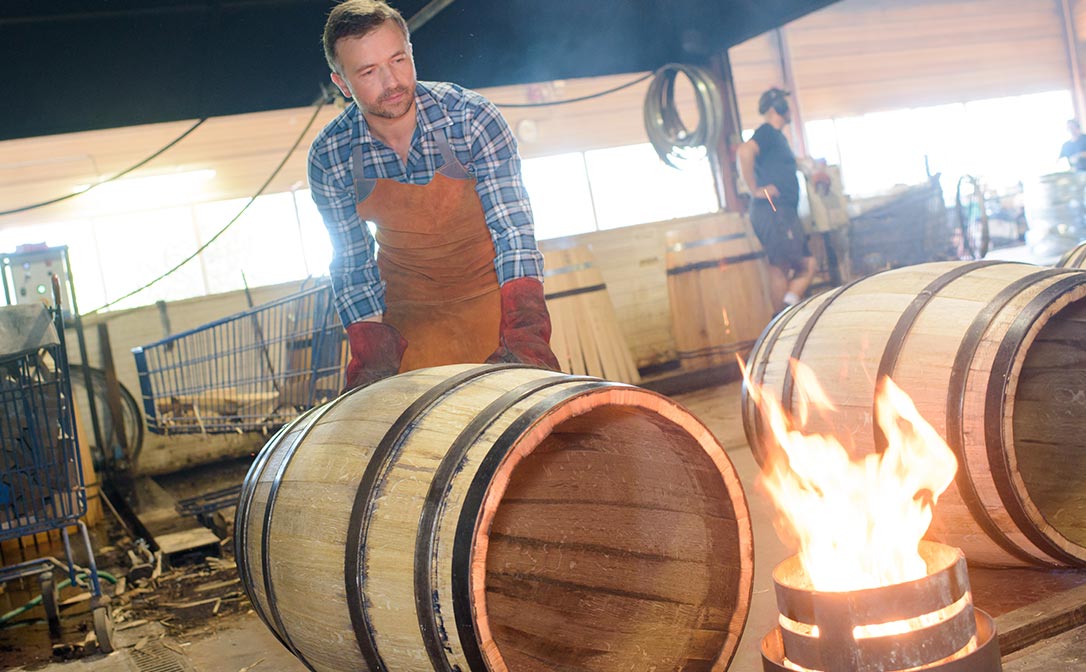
[{"xmin": 351, "ymin": 130, "xmax": 501, "ymax": 373}]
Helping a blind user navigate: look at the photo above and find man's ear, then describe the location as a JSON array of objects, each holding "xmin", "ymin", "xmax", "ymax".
[{"xmin": 330, "ymin": 72, "xmax": 352, "ymax": 100}]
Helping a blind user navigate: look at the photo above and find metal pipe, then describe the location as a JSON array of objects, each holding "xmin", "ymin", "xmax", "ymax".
[{"xmin": 407, "ymin": 0, "xmax": 456, "ymax": 33}]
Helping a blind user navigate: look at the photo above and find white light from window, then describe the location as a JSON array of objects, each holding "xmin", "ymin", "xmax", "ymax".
[
  {"xmin": 583, "ymin": 143, "xmax": 719, "ymax": 230},
  {"xmin": 521, "ymin": 153, "xmax": 597, "ymax": 240}
]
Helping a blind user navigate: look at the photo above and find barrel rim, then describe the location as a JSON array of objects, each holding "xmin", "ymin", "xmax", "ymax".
[
  {"xmin": 666, "ymin": 231, "xmax": 749, "ymax": 253},
  {"xmin": 942, "ymin": 266, "xmax": 1074, "ymax": 567},
  {"xmin": 345, "ymin": 364, "xmax": 533, "ymax": 672},
  {"xmin": 455, "ymin": 382, "xmax": 754, "ymax": 672},
  {"xmin": 666, "ymin": 251, "xmax": 767, "ymax": 276},
  {"xmin": 414, "ymin": 371, "xmax": 597, "ymax": 672},
  {"xmin": 740, "ymin": 292, "xmax": 820, "ymax": 467},
  {"xmin": 235, "ymin": 403, "xmax": 330, "ymax": 664},
  {"xmin": 987, "ymin": 273, "xmax": 1086, "ymax": 566},
  {"xmin": 256, "ymin": 396, "xmax": 351, "ymax": 671},
  {"xmin": 544, "ymin": 283, "xmax": 607, "ymax": 301}
]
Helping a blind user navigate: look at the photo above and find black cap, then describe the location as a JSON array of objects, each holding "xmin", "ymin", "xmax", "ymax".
[{"xmin": 758, "ymin": 88, "xmax": 790, "ymax": 115}]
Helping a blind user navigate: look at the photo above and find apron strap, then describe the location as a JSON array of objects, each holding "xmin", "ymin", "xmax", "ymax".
[
  {"xmin": 434, "ymin": 130, "xmax": 471, "ymax": 180},
  {"xmin": 352, "ymin": 129, "xmax": 472, "ymax": 205},
  {"xmin": 351, "ymin": 143, "xmax": 377, "ymax": 202}
]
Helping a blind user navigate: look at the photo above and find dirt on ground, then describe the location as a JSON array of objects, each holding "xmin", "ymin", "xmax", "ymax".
[{"xmin": 0, "ymin": 513, "xmax": 247, "ymax": 670}]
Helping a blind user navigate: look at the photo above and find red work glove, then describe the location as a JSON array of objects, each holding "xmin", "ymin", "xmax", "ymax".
[
  {"xmin": 486, "ymin": 277, "xmax": 561, "ymax": 371},
  {"xmin": 342, "ymin": 321, "xmax": 407, "ymax": 393}
]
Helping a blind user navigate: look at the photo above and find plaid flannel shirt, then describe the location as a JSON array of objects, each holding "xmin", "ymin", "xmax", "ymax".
[{"xmin": 307, "ymin": 81, "xmax": 543, "ymax": 326}]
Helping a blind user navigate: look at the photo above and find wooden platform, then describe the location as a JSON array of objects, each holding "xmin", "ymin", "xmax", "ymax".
[{"xmin": 996, "ymin": 583, "xmax": 1086, "ymax": 669}]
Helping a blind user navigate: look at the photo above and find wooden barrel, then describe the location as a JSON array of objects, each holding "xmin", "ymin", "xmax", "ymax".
[
  {"xmin": 1024, "ymin": 172, "xmax": 1086, "ymax": 262},
  {"xmin": 237, "ymin": 364, "xmax": 753, "ymax": 672},
  {"xmin": 742, "ymin": 261, "xmax": 1086, "ymax": 568},
  {"xmin": 542, "ymin": 246, "xmax": 640, "ymax": 383},
  {"xmin": 666, "ymin": 218, "xmax": 775, "ymax": 370},
  {"xmin": 1057, "ymin": 240, "xmax": 1086, "ymax": 268}
]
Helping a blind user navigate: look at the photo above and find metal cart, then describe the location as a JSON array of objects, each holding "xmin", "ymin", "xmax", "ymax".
[
  {"xmin": 132, "ymin": 282, "xmax": 345, "ymax": 436},
  {"xmin": 0, "ymin": 283, "xmax": 113, "ymax": 652}
]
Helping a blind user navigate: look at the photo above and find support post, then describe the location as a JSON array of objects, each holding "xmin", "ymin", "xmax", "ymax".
[
  {"xmin": 773, "ymin": 27, "xmax": 810, "ymax": 159},
  {"xmin": 1059, "ymin": 0, "xmax": 1086, "ymax": 126},
  {"xmin": 706, "ymin": 51, "xmax": 745, "ymax": 213}
]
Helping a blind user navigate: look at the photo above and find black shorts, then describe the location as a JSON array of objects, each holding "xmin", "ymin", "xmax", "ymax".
[{"xmin": 750, "ymin": 202, "xmax": 811, "ymax": 273}]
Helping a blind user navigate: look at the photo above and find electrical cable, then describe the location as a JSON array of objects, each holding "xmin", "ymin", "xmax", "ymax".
[
  {"xmin": 0, "ymin": 119, "xmax": 208, "ymax": 217},
  {"xmin": 642, "ymin": 63, "xmax": 725, "ymax": 169},
  {"xmin": 83, "ymin": 99, "xmax": 328, "ymax": 315},
  {"xmin": 492, "ymin": 71, "xmax": 655, "ymax": 108}
]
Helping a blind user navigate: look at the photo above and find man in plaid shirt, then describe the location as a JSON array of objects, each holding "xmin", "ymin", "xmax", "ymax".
[{"xmin": 309, "ymin": 0, "xmax": 559, "ymax": 391}]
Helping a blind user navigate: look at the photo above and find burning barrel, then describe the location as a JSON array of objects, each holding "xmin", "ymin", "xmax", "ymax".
[
  {"xmin": 761, "ymin": 542, "xmax": 1000, "ymax": 671},
  {"xmin": 742, "ymin": 260, "xmax": 1086, "ymax": 568},
  {"xmin": 237, "ymin": 364, "xmax": 753, "ymax": 672}
]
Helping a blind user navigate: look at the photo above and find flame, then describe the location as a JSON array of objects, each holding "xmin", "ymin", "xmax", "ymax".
[{"xmin": 744, "ymin": 359, "xmax": 958, "ymax": 592}]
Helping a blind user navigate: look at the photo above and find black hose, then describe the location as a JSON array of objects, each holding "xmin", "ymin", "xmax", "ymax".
[{"xmin": 643, "ymin": 63, "xmax": 725, "ymax": 169}]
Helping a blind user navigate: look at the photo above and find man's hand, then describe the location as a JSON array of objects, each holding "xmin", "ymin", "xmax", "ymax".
[
  {"xmin": 486, "ymin": 277, "xmax": 560, "ymax": 370},
  {"xmin": 342, "ymin": 321, "xmax": 407, "ymax": 393},
  {"xmin": 756, "ymin": 184, "xmax": 781, "ymax": 199}
]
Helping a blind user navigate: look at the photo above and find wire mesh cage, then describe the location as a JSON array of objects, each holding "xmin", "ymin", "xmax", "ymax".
[
  {"xmin": 0, "ymin": 299, "xmax": 113, "ymax": 651},
  {"xmin": 132, "ymin": 283, "xmax": 346, "ymax": 435},
  {"xmin": 0, "ymin": 305, "xmax": 85, "ymax": 539},
  {"xmin": 848, "ymin": 176, "xmax": 955, "ymax": 277}
]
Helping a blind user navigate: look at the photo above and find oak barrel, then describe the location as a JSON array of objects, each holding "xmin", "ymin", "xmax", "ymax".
[
  {"xmin": 1024, "ymin": 172, "xmax": 1086, "ymax": 262},
  {"xmin": 666, "ymin": 218, "xmax": 775, "ymax": 370},
  {"xmin": 237, "ymin": 364, "xmax": 753, "ymax": 671},
  {"xmin": 542, "ymin": 246, "xmax": 640, "ymax": 383},
  {"xmin": 741, "ymin": 261, "xmax": 1086, "ymax": 568},
  {"xmin": 1057, "ymin": 240, "xmax": 1086, "ymax": 268}
]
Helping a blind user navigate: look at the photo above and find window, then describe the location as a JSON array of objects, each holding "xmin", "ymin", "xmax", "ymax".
[
  {"xmin": 290, "ymin": 189, "xmax": 334, "ymax": 279},
  {"xmin": 194, "ymin": 193, "xmax": 312, "ymax": 295},
  {"xmin": 803, "ymin": 90, "xmax": 1075, "ymax": 199},
  {"xmin": 522, "ymin": 142, "xmax": 720, "ymax": 239},
  {"xmin": 521, "ymin": 153, "xmax": 597, "ymax": 239},
  {"xmin": 583, "ymin": 144, "xmax": 719, "ymax": 230},
  {"xmin": 93, "ymin": 207, "xmax": 208, "ymax": 311}
]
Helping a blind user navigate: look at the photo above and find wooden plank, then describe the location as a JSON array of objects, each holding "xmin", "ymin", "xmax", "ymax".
[
  {"xmin": 122, "ymin": 476, "xmax": 221, "ymax": 562},
  {"xmin": 995, "ymin": 584, "xmax": 1086, "ymax": 656},
  {"xmin": 1002, "ymin": 623, "xmax": 1086, "ymax": 670}
]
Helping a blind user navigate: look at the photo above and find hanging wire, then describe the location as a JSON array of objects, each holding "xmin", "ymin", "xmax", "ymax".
[
  {"xmin": 84, "ymin": 99, "xmax": 328, "ymax": 315},
  {"xmin": 643, "ymin": 63, "xmax": 725, "ymax": 169},
  {"xmin": 492, "ymin": 71, "xmax": 655, "ymax": 108},
  {"xmin": 0, "ymin": 119, "xmax": 208, "ymax": 217}
]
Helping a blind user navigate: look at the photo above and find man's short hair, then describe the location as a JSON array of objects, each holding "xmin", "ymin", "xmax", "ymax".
[
  {"xmin": 323, "ymin": 0, "xmax": 410, "ymax": 73},
  {"xmin": 758, "ymin": 88, "xmax": 791, "ymax": 116}
]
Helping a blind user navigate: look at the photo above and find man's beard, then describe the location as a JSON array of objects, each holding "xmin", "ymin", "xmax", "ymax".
[{"xmin": 368, "ymin": 86, "xmax": 413, "ymax": 119}]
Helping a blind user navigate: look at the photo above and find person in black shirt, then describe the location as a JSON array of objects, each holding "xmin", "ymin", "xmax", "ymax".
[
  {"xmin": 738, "ymin": 88, "xmax": 816, "ymax": 311},
  {"xmin": 1060, "ymin": 119, "xmax": 1086, "ymax": 172}
]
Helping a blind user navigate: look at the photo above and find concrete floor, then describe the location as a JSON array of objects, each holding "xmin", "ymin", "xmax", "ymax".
[{"xmin": 12, "ymin": 377, "xmax": 1086, "ymax": 671}]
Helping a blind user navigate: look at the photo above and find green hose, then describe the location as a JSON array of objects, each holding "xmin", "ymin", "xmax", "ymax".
[{"xmin": 0, "ymin": 571, "xmax": 118, "ymax": 626}]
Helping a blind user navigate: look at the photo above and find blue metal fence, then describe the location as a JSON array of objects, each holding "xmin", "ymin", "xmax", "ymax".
[{"xmin": 132, "ymin": 284, "xmax": 345, "ymax": 435}]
